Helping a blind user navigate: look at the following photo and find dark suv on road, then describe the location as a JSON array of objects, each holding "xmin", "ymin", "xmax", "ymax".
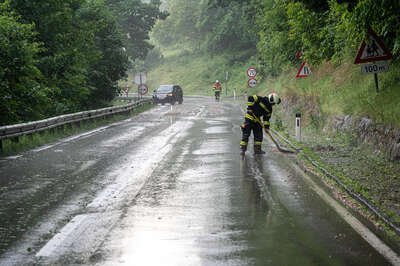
[{"xmin": 152, "ymin": 85, "xmax": 183, "ymax": 105}]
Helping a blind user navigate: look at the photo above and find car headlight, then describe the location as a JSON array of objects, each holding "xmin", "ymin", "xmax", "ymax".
[{"xmin": 167, "ymin": 93, "xmax": 173, "ymax": 96}]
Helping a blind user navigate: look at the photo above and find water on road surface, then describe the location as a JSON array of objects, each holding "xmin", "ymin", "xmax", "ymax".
[{"xmin": 0, "ymin": 97, "xmax": 395, "ymax": 265}]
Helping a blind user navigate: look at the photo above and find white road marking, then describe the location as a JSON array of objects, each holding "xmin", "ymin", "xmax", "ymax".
[
  {"xmin": 32, "ymin": 126, "xmax": 109, "ymax": 152},
  {"xmin": 35, "ymin": 119, "xmax": 197, "ymax": 262},
  {"xmin": 36, "ymin": 212, "xmax": 119, "ymax": 260}
]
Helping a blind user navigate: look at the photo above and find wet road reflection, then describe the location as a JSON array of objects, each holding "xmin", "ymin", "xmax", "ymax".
[
  {"xmin": 0, "ymin": 98, "xmax": 395, "ymax": 265},
  {"xmin": 91, "ymin": 100, "xmax": 390, "ymax": 265}
]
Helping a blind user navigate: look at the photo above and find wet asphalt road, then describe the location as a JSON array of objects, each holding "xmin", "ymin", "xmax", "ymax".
[{"xmin": 0, "ymin": 97, "xmax": 395, "ymax": 265}]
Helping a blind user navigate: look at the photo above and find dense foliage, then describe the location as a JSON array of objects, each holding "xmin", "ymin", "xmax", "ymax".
[
  {"xmin": 151, "ymin": 0, "xmax": 257, "ymax": 53},
  {"xmin": 256, "ymin": 0, "xmax": 400, "ymax": 75},
  {"xmin": 152, "ymin": 0, "xmax": 399, "ymax": 76},
  {"xmin": 0, "ymin": 0, "xmax": 164, "ymax": 125},
  {"xmin": 1, "ymin": 0, "xmax": 399, "ymax": 125},
  {"xmin": 0, "ymin": 3, "xmax": 49, "ymax": 124}
]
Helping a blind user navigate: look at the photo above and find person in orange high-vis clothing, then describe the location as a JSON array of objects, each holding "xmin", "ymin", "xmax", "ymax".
[{"xmin": 213, "ymin": 80, "xmax": 222, "ymax": 101}]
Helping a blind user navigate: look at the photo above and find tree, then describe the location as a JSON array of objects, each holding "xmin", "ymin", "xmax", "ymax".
[
  {"xmin": 106, "ymin": 0, "xmax": 167, "ymax": 60},
  {"xmin": 256, "ymin": 0, "xmax": 297, "ymax": 76},
  {"xmin": 1, "ymin": 0, "xmax": 166, "ymax": 125},
  {"xmin": 151, "ymin": 0, "xmax": 257, "ymax": 53},
  {"xmin": 9, "ymin": 0, "xmax": 93, "ymax": 114},
  {"xmin": 0, "ymin": 2, "xmax": 50, "ymax": 125},
  {"xmin": 195, "ymin": 0, "xmax": 258, "ymax": 52},
  {"xmin": 78, "ymin": 0, "xmax": 129, "ymax": 107}
]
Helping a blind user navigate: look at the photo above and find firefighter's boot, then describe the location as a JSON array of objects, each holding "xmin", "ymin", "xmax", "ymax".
[
  {"xmin": 240, "ymin": 145, "xmax": 247, "ymax": 156},
  {"xmin": 254, "ymin": 145, "xmax": 265, "ymax": 155}
]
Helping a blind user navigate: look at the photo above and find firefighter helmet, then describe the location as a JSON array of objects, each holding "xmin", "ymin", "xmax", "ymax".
[{"xmin": 268, "ymin": 93, "xmax": 281, "ymax": 105}]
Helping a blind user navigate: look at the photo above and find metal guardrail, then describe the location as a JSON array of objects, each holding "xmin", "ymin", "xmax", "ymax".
[
  {"xmin": 0, "ymin": 99, "xmax": 152, "ymax": 147},
  {"xmin": 115, "ymin": 94, "xmax": 152, "ymax": 101}
]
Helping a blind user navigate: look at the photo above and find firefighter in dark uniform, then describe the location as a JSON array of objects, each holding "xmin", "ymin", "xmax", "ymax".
[{"xmin": 240, "ymin": 93, "xmax": 281, "ymax": 155}]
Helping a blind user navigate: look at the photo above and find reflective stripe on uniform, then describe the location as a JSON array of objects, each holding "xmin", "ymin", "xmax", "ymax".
[
  {"xmin": 247, "ymin": 102, "xmax": 254, "ymax": 106},
  {"xmin": 253, "ymin": 95, "xmax": 258, "ymax": 102},
  {"xmin": 264, "ymin": 121, "xmax": 270, "ymax": 127},
  {"xmin": 253, "ymin": 115, "xmax": 263, "ymax": 127},
  {"xmin": 240, "ymin": 141, "xmax": 247, "ymax": 146},
  {"xmin": 254, "ymin": 141, "xmax": 262, "ymax": 146},
  {"xmin": 259, "ymin": 102, "xmax": 270, "ymax": 113},
  {"xmin": 245, "ymin": 113, "xmax": 264, "ymax": 127},
  {"xmin": 245, "ymin": 113, "xmax": 256, "ymax": 121}
]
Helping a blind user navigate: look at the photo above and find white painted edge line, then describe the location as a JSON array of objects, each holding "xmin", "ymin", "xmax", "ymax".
[{"xmin": 32, "ymin": 126, "xmax": 110, "ymax": 152}]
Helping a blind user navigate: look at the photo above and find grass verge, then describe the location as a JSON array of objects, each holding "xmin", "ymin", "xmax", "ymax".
[
  {"xmin": 264, "ymin": 59, "xmax": 400, "ymax": 127},
  {"xmin": 272, "ymin": 126, "xmax": 400, "ymax": 250}
]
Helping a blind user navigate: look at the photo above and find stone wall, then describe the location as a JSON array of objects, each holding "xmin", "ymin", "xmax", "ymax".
[{"xmin": 329, "ymin": 115, "xmax": 400, "ymax": 161}]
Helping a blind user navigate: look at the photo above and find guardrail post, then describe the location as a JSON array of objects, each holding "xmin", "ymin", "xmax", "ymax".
[
  {"xmin": 0, "ymin": 140, "xmax": 3, "ymax": 153},
  {"xmin": 295, "ymin": 113, "xmax": 301, "ymax": 142}
]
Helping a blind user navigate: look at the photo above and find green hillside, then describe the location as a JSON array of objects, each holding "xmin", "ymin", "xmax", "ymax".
[
  {"xmin": 139, "ymin": 0, "xmax": 400, "ymax": 128},
  {"xmin": 144, "ymin": 47, "xmax": 400, "ymax": 128},
  {"xmin": 267, "ymin": 60, "xmax": 400, "ymax": 128},
  {"xmin": 145, "ymin": 49, "xmax": 258, "ymax": 96}
]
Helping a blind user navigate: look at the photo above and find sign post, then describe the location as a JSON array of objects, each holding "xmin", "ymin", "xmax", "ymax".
[
  {"xmin": 354, "ymin": 28, "xmax": 392, "ymax": 93},
  {"xmin": 374, "ymin": 73, "xmax": 379, "ymax": 93},
  {"xmin": 225, "ymin": 71, "xmax": 229, "ymax": 96}
]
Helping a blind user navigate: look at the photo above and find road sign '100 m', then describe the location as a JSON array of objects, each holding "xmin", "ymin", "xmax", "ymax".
[{"xmin": 361, "ymin": 61, "xmax": 389, "ymax": 75}]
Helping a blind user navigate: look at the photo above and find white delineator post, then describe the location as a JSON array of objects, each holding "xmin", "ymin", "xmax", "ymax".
[{"xmin": 295, "ymin": 113, "xmax": 301, "ymax": 142}]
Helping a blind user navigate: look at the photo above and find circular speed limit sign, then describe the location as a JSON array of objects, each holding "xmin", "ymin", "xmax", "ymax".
[
  {"xmin": 138, "ymin": 84, "xmax": 148, "ymax": 95},
  {"xmin": 248, "ymin": 78, "xmax": 257, "ymax": 88},
  {"xmin": 247, "ymin": 67, "xmax": 257, "ymax": 78}
]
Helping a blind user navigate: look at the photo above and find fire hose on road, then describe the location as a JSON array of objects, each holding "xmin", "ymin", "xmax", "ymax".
[{"xmin": 266, "ymin": 130, "xmax": 298, "ymax": 154}]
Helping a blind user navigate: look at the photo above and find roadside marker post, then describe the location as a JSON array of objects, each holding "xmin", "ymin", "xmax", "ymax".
[
  {"xmin": 295, "ymin": 113, "xmax": 301, "ymax": 142},
  {"xmin": 225, "ymin": 71, "xmax": 229, "ymax": 96}
]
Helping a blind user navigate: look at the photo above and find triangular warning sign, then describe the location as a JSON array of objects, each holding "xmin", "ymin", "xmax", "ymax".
[
  {"xmin": 296, "ymin": 62, "xmax": 311, "ymax": 78},
  {"xmin": 354, "ymin": 28, "xmax": 393, "ymax": 64}
]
